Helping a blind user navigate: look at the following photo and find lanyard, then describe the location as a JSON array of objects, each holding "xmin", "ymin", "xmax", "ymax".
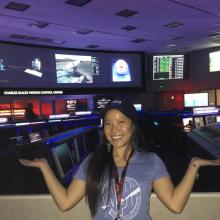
[{"xmin": 113, "ymin": 150, "xmax": 134, "ymax": 220}]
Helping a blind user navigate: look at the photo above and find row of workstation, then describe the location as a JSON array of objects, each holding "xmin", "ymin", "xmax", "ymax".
[
  {"xmin": 0, "ymin": 113, "xmax": 100, "ymax": 147},
  {"xmin": 0, "ymin": 114, "xmax": 101, "ymax": 194}
]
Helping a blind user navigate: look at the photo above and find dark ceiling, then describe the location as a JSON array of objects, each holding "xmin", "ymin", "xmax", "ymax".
[{"xmin": 0, "ymin": 0, "xmax": 220, "ymax": 53}]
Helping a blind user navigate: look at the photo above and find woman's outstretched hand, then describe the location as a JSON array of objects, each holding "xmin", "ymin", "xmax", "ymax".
[
  {"xmin": 19, "ymin": 158, "xmax": 48, "ymax": 170},
  {"xmin": 190, "ymin": 157, "xmax": 220, "ymax": 169}
]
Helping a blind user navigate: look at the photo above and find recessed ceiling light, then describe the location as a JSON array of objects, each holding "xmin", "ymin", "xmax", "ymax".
[
  {"xmin": 115, "ymin": 9, "xmax": 138, "ymax": 18},
  {"xmin": 5, "ymin": 2, "xmax": 30, "ymax": 11},
  {"xmin": 120, "ymin": 26, "xmax": 137, "ymax": 31},
  {"xmin": 165, "ymin": 44, "xmax": 177, "ymax": 48},
  {"xmin": 65, "ymin": 0, "xmax": 92, "ymax": 7}
]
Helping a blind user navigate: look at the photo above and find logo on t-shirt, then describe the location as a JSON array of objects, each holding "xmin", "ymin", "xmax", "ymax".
[{"xmin": 101, "ymin": 177, "xmax": 141, "ymax": 220}]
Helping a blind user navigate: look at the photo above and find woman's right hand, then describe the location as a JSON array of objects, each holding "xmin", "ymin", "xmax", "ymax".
[{"xmin": 19, "ymin": 158, "xmax": 48, "ymax": 170}]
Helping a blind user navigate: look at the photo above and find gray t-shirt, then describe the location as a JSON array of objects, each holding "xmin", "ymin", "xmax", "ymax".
[{"xmin": 74, "ymin": 151, "xmax": 169, "ymax": 220}]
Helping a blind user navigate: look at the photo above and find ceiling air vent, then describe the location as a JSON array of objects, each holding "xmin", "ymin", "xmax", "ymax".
[
  {"xmin": 5, "ymin": 2, "xmax": 30, "ymax": 11},
  {"xmin": 65, "ymin": 0, "xmax": 92, "ymax": 7},
  {"xmin": 25, "ymin": 36, "xmax": 40, "ymax": 41},
  {"xmin": 115, "ymin": 9, "xmax": 138, "ymax": 18},
  {"xmin": 38, "ymin": 38, "xmax": 54, "ymax": 43},
  {"xmin": 76, "ymin": 29, "xmax": 93, "ymax": 35},
  {"xmin": 86, "ymin": 44, "xmax": 99, "ymax": 48},
  {"xmin": 9, "ymin": 34, "xmax": 26, "ymax": 39},
  {"xmin": 120, "ymin": 26, "xmax": 137, "ymax": 31},
  {"xmin": 130, "ymin": 39, "xmax": 146, "ymax": 43},
  {"xmin": 170, "ymin": 35, "xmax": 185, "ymax": 41},
  {"xmin": 164, "ymin": 21, "xmax": 184, "ymax": 28},
  {"xmin": 29, "ymin": 21, "xmax": 49, "ymax": 29}
]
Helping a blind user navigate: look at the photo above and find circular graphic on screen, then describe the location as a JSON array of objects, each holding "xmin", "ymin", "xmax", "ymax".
[
  {"xmin": 112, "ymin": 59, "xmax": 131, "ymax": 82},
  {"xmin": 115, "ymin": 59, "xmax": 129, "ymax": 75}
]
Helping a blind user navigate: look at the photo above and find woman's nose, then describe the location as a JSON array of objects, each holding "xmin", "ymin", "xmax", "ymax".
[{"xmin": 111, "ymin": 123, "xmax": 120, "ymax": 132}]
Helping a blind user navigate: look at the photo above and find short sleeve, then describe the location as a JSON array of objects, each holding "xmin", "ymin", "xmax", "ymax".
[
  {"xmin": 152, "ymin": 153, "xmax": 170, "ymax": 181},
  {"xmin": 73, "ymin": 154, "xmax": 91, "ymax": 182}
]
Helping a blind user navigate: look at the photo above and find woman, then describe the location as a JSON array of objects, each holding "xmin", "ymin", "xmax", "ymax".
[{"xmin": 19, "ymin": 99, "xmax": 220, "ymax": 220}]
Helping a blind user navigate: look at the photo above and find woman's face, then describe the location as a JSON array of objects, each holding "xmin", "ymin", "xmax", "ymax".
[{"xmin": 104, "ymin": 109, "xmax": 135, "ymax": 150}]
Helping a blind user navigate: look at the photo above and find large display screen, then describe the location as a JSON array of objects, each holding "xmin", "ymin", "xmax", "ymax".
[
  {"xmin": 153, "ymin": 54, "xmax": 185, "ymax": 80},
  {"xmin": 209, "ymin": 51, "xmax": 220, "ymax": 72},
  {"xmin": 0, "ymin": 43, "xmax": 143, "ymax": 93},
  {"xmin": 184, "ymin": 93, "xmax": 208, "ymax": 107}
]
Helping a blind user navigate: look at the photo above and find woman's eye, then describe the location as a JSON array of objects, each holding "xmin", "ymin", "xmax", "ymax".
[
  {"xmin": 119, "ymin": 120, "xmax": 125, "ymax": 124},
  {"xmin": 104, "ymin": 122, "xmax": 111, "ymax": 126}
]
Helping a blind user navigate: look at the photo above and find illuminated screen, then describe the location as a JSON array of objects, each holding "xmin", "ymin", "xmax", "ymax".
[
  {"xmin": 209, "ymin": 51, "xmax": 220, "ymax": 72},
  {"xmin": 182, "ymin": 117, "xmax": 193, "ymax": 127},
  {"xmin": 184, "ymin": 93, "xmax": 208, "ymax": 107},
  {"xmin": 216, "ymin": 115, "xmax": 220, "ymax": 122},
  {"xmin": 194, "ymin": 117, "xmax": 204, "ymax": 128},
  {"xmin": 112, "ymin": 59, "xmax": 131, "ymax": 82},
  {"xmin": 0, "ymin": 42, "xmax": 143, "ymax": 93},
  {"xmin": 153, "ymin": 55, "xmax": 184, "ymax": 80},
  {"xmin": 133, "ymin": 104, "xmax": 142, "ymax": 111},
  {"xmin": 205, "ymin": 115, "xmax": 216, "ymax": 125},
  {"xmin": 51, "ymin": 142, "xmax": 74, "ymax": 179}
]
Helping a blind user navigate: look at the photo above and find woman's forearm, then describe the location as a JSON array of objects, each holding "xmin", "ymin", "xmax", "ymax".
[
  {"xmin": 171, "ymin": 162, "xmax": 199, "ymax": 212},
  {"xmin": 40, "ymin": 163, "xmax": 69, "ymax": 211}
]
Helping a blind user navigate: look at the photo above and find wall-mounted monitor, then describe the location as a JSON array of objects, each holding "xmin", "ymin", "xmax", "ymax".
[
  {"xmin": 209, "ymin": 51, "xmax": 220, "ymax": 72},
  {"xmin": 50, "ymin": 142, "xmax": 74, "ymax": 179},
  {"xmin": 152, "ymin": 54, "xmax": 186, "ymax": 80},
  {"xmin": 0, "ymin": 42, "xmax": 144, "ymax": 94},
  {"xmin": 184, "ymin": 93, "xmax": 208, "ymax": 108},
  {"xmin": 194, "ymin": 117, "xmax": 205, "ymax": 128}
]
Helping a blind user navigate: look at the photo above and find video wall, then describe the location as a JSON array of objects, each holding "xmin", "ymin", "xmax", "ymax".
[{"xmin": 0, "ymin": 42, "xmax": 144, "ymax": 92}]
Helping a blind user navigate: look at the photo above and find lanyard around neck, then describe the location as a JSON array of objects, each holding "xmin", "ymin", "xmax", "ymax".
[{"xmin": 113, "ymin": 150, "xmax": 134, "ymax": 220}]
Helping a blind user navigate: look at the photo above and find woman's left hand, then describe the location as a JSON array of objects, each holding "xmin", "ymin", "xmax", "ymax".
[{"xmin": 190, "ymin": 157, "xmax": 220, "ymax": 169}]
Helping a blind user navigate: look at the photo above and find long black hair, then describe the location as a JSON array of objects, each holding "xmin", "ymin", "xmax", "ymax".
[{"xmin": 85, "ymin": 118, "xmax": 148, "ymax": 216}]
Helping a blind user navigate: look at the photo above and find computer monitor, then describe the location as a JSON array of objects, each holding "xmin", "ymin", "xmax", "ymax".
[
  {"xmin": 184, "ymin": 92, "xmax": 208, "ymax": 108},
  {"xmin": 194, "ymin": 117, "xmax": 205, "ymax": 128},
  {"xmin": 29, "ymin": 132, "xmax": 42, "ymax": 143},
  {"xmin": 216, "ymin": 115, "xmax": 220, "ymax": 123},
  {"xmin": 50, "ymin": 142, "xmax": 74, "ymax": 179},
  {"xmin": 205, "ymin": 115, "xmax": 216, "ymax": 125},
  {"xmin": 182, "ymin": 117, "xmax": 193, "ymax": 130},
  {"xmin": 133, "ymin": 104, "xmax": 142, "ymax": 111},
  {"xmin": 74, "ymin": 135, "xmax": 87, "ymax": 162}
]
